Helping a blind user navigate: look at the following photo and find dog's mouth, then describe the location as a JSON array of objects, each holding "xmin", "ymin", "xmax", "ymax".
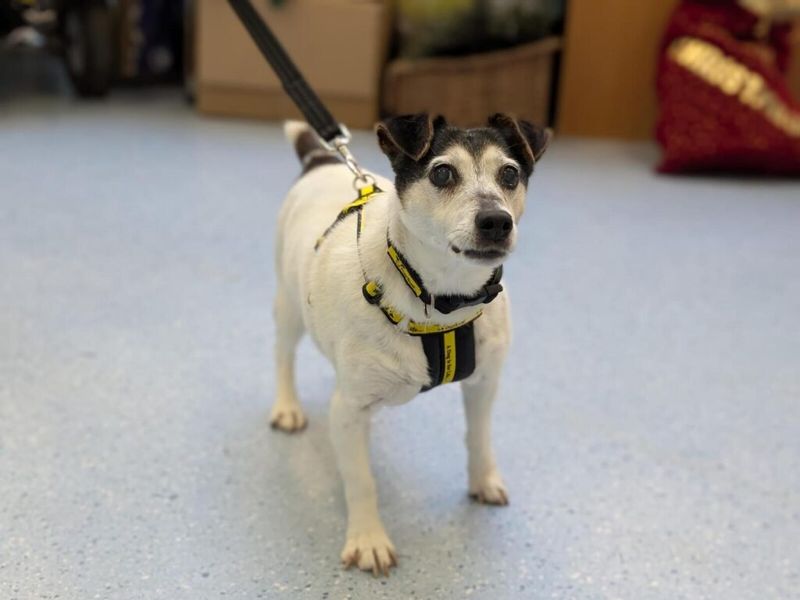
[{"xmin": 450, "ymin": 244, "xmax": 507, "ymax": 262}]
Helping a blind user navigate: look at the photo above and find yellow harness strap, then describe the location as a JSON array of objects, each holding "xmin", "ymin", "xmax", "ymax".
[
  {"xmin": 387, "ymin": 244, "xmax": 425, "ymax": 299},
  {"xmin": 362, "ymin": 280, "xmax": 482, "ymax": 335},
  {"xmin": 314, "ymin": 183, "xmax": 381, "ymax": 250},
  {"xmin": 386, "ymin": 239, "xmax": 504, "ymax": 315},
  {"xmin": 320, "ymin": 185, "xmax": 483, "ymax": 391}
]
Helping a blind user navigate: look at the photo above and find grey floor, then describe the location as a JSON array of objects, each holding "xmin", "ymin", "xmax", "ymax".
[{"xmin": 1, "ymin": 57, "xmax": 800, "ymax": 600}]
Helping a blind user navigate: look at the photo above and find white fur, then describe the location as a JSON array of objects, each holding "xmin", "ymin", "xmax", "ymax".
[{"xmin": 272, "ymin": 123, "xmax": 514, "ymax": 575}]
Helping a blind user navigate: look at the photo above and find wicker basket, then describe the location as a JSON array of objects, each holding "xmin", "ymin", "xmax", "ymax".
[{"xmin": 383, "ymin": 37, "xmax": 561, "ymax": 127}]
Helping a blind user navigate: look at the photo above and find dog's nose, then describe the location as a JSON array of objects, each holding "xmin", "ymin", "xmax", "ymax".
[{"xmin": 475, "ymin": 210, "xmax": 513, "ymax": 243}]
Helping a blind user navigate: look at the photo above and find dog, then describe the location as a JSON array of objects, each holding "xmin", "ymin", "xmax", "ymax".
[{"xmin": 271, "ymin": 113, "xmax": 551, "ymax": 576}]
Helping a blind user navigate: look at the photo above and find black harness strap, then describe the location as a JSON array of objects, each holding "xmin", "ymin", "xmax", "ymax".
[
  {"xmin": 318, "ymin": 186, "xmax": 498, "ymax": 393},
  {"xmin": 420, "ymin": 323, "xmax": 477, "ymax": 392},
  {"xmin": 226, "ymin": 0, "xmax": 345, "ymax": 144},
  {"xmin": 386, "ymin": 242, "xmax": 504, "ymax": 315},
  {"xmin": 435, "ymin": 266, "xmax": 504, "ymax": 314}
]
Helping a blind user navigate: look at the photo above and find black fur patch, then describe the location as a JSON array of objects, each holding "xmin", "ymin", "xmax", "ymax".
[
  {"xmin": 391, "ymin": 125, "xmax": 523, "ymax": 194},
  {"xmin": 294, "ymin": 130, "xmax": 339, "ymax": 174},
  {"xmin": 303, "ymin": 154, "xmax": 340, "ymax": 174},
  {"xmin": 376, "ymin": 113, "xmax": 551, "ymax": 194},
  {"xmin": 295, "ymin": 130, "xmax": 320, "ymax": 159},
  {"xmin": 488, "ymin": 114, "xmax": 552, "ymax": 176},
  {"xmin": 376, "ymin": 114, "xmax": 434, "ymax": 162}
]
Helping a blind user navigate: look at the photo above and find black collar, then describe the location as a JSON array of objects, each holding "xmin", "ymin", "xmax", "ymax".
[{"xmin": 386, "ymin": 240, "xmax": 504, "ymax": 315}]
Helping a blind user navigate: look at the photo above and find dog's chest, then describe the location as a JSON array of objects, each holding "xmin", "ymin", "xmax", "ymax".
[
  {"xmin": 297, "ymin": 184, "xmax": 500, "ymax": 401},
  {"xmin": 334, "ymin": 320, "xmax": 433, "ymax": 407}
]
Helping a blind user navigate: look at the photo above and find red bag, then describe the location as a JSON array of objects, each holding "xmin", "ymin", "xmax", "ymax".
[{"xmin": 656, "ymin": 0, "xmax": 800, "ymax": 174}]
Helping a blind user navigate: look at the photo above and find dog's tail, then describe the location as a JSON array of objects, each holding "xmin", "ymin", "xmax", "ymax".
[{"xmin": 283, "ymin": 120, "xmax": 339, "ymax": 174}]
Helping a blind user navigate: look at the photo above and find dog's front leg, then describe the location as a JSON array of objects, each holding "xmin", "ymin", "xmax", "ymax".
[
  {"xmin": 462, "ymin": 371, "xmax": 509, "ymax": 505},
  {"xmin": 330, "ymin": 390, "xmax": 397, "ymax": 576}
]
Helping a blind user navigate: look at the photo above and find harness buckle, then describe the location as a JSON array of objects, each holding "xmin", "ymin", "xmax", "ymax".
[
  {"xmin": 434, "ymin": 281, "xmax": 504, "ymax": 314},
  {"xmin": 483, "ymin": 282, "xmax": 504, "ymax": 304},
  {"xmin": 362, "ymin": 281, "xmax": 383, "ymax": 305}
]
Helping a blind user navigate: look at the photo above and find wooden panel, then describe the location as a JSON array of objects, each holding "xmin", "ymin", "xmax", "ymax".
[
  {"xmin": 557, "ymin": 0, "xmax": 680, "ymax": 139},
  {"xmin": 790, "ymin": 25, "xmax": 800, "ymax": 99}
]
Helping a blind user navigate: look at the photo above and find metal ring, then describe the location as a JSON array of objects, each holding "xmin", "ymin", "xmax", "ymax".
[{"xmin": 352, "ymin": 173, "xmax": 376, "ymax": 190}]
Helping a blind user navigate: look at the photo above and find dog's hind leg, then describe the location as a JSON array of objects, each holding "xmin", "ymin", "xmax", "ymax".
[
  {"xmin": 462, "ymin": 371, "xmax": 509, "ymax": 505},
  {"xmin": 269, "ymin": 287, "xmax": 307, "ymax": 432}
]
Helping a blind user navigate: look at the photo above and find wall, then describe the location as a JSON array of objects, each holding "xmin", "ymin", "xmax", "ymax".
[{"xmin": 557, "ymin": 0, "xmax": 680, "ymax": 139}]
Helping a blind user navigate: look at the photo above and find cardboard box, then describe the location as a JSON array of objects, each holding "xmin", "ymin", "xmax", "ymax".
[{"xmin": 196, "ymin": 0, "xmax": 390, "ymax": 129}]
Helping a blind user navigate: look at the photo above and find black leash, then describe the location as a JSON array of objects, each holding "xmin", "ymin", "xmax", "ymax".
[
  {"xmin": 225, "ymin": 0, "xmax": 370, "ymax": 184},
  {"xmin": 226, "ymin": 0, "xmax": 343, "ymax": 143},
  {"xmin": 226, "ymin": 0, "xmax": 501, "ymax": 392}
]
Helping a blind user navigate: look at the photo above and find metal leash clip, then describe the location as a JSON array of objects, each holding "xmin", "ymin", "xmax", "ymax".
[
  {"xmin": 225, "ymin": 0, "xmax": 374, "ymax": 190},
  {"xmin": 320, "ymin": 124, "xmax": 376, "ymax": 190}
]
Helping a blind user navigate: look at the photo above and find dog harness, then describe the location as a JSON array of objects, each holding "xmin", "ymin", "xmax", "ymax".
[{"xmin": 316, "ymin": 185, "xmax": 504, "ymax": 392}]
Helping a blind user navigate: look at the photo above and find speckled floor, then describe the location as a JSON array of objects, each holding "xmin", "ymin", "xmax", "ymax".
[{"xmin": 1, "ymin": 59, "xmax": 799, "ymax": 600}]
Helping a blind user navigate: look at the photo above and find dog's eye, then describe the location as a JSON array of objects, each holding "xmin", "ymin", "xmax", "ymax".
[
  {"xmin": 430, "ymin": 164, "xmax": 455, "ymax": 188},
  {"xmin": 500, "ymin": 165, "xmax": 520, "ymax": 189}
]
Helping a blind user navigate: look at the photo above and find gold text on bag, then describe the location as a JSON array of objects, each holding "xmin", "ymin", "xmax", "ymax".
[{"xmin": 668, "ymin": 36, "xmax": 800, "ymax": 137}]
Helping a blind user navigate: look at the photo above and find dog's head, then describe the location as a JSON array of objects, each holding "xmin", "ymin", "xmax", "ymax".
[{"xmin": 376, "ymin": 113, "xmax": 551, "ymax": 265}]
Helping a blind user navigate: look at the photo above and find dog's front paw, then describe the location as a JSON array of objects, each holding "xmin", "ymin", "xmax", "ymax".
[
  {"xmin": 341, "ymin": 529, "xmax": 397, "ymax": 577},
  {"xmin": 469, "ymin": 470, "xmax": 509, "ymax": 506},
  {"xmin": 269, "ymin": 403, "xmax": 307, "ymax": 433}
]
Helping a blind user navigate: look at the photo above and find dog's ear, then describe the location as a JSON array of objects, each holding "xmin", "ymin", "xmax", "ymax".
[
  {"xmin": 432, "ymin": 114, "xmax": 448, "ymax": 130},
  {"xmin": 488, "ymin": 113, "xmax": 552, "ymax": 174},
  {"xmin": 376, "ymin": 113, "xmax": 436, "ymax": 162}
]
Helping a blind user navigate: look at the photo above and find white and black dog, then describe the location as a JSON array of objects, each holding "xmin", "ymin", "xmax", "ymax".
[{"xmin": 272, "ymin": 113, "xmax": 550, "ymax": 576}]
